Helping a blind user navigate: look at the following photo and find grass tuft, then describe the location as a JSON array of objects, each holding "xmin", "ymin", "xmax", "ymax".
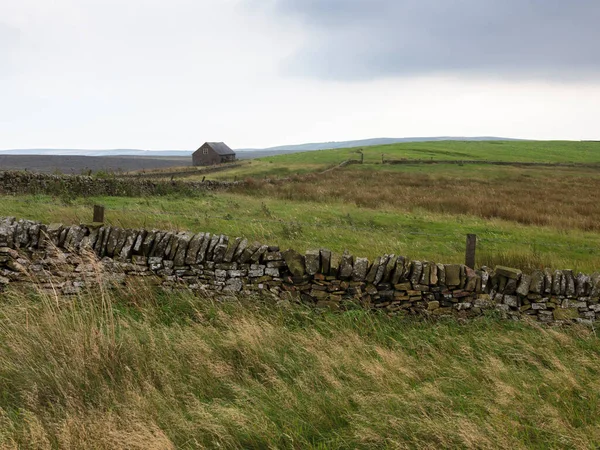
[{"xmin": 0, "ymin": 281, "xmax": 599, "ymax": 448}]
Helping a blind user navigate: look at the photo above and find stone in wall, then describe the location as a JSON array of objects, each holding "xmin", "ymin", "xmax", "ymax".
[
  {"xmin": 339, "ymin": 252, "xmax": 353, "ymax": 279},
  {"xmin": 352, "ymin": 257, "xmax": 369, "ymax": 281},
  {"xmin": 282, "ymin": 249, "xmax": 304, "ymax": 277},
  {"xmin": 320, "ymin": 249, "xmax": 331, "ymax": 275},
  {"xmin": 365, "ymin": 256, "xmax": 380, "ymax": 284},
  {"xmin": 374, "ymin": 255, "xmax": 389, "ymax": 285},
  {"xmin": 305, "ymin": 250, "xmax": 320, "ymax": 276}
]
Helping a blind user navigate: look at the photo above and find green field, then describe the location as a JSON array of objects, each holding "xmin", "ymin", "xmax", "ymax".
[
  {"xmin": 3, "ymin": 140, "xmax": 600, "ymax": 272},
  {"xmin": 2, "ymin": 140, "xmax": 600, "ymax": 448},
  {"xmin": 193, "ymin": 140, "xmax": 600, "ymax": 181},
  {"xmin": 3, "ymin": 191, "xmax": 600, "ymax": 273},
  {"xmin": 251, "ymin": 140, "xmax": 600, "ymax": 165}
]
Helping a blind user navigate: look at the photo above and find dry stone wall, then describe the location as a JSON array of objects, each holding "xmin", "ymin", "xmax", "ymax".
[
  {"xmin": 1, "ymin": 216, "xmax": 600, "ymax": 325},
  {"xmin": 0, "ymin": 171, "xmax": 238, "ymax": 197}
]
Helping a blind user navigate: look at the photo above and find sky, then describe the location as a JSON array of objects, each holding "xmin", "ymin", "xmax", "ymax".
[{"xmin": 1, "ymin": 0, "xmax": 599, "ymax": 150}]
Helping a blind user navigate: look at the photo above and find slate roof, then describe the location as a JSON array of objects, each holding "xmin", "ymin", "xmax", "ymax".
[{"xmin": 198, "ymin": 142, "xmax": 235, "ymax": 156}]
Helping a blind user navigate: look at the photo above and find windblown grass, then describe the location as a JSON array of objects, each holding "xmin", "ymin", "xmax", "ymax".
[
  {"xmin": 0, "ymin": 282, "xmax": 599, "ymax": 449},
  {"xmin": 2, "ymin": 141, "xmax": 600, "ymax": 448},
  {"xmin": 3, "ymin": 193, "xmax": 600, "ymax": 273}
]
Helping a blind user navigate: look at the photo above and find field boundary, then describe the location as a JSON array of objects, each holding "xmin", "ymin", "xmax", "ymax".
[
  {"xmin": 2, "ymin": 216, "xmax": 599, "ymax": 326},
  {"xmin": 0, "ymin": 170, "xmax": 240, "ymax": 197},
  {"xmin": 383, "ymin": 159, "xmax": 600, "ymax": 168}
]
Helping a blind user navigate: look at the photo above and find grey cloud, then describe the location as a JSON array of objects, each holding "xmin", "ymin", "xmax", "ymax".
[{"xmin": 267, "ymin": 0, "xmax": 600, "ymax": 80}]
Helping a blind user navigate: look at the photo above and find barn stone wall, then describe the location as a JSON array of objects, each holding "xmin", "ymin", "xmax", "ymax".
[{"xmin": 1, "ymin": 216, "xmax": 600, "ymax": 325}]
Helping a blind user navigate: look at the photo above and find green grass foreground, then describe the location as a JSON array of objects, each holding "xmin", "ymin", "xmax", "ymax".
[{"xmin": 1, "ymin": 284, "xmax": 599, "ymax": 449}]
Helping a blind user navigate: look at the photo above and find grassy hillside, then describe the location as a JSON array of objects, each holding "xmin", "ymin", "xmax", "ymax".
[
  {"xmin": 0, "ymin": 142, "xmax": 600, "ymax": 272},
  {"xmin": 362, "ymin": 139, "xmax": 600, "ymax": 163},
  {"xmin": 1, "ymin": 285, "xmax": 599, "ymax": 449},
  {"xmin": 149, "ymin": 140, "xmax": 598, "ymax": 182},
  {"xmin": 243, "ymin": 140, "xmax": 600, "ymax": 166},
  {"xmin": 3, "ymin": 140, "xmax": 600, "ymax": 272},
  {"xmin": 2, "ymin": 141, "xmax": 600, "ymax": 448}
]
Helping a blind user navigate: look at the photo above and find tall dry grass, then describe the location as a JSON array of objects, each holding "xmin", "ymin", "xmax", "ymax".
[
  {"xmin": 237, "ymin": 167, "xmax": 600, "ymax": 232},
  {"xmin": 1, "ymin": 277, "xmax": 600, "ymax": 449}
]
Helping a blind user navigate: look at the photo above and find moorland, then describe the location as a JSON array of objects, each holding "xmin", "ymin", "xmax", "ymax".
[
  {"xmin": 0, "ymin": 155, "xmax": 191, "ymax": 174},
  {"xmin": 1, "ymin": 140, "xmax": 600, "ymax": 448}
]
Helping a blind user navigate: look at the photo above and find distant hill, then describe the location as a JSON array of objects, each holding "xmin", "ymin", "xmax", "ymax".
[
  {"xmin": 0, "ymin": 137, "xmax": 520, "ymax": 157},
  {"xmin": 237, "ymin": 136, "xmax": 521, "ymax": 153}
]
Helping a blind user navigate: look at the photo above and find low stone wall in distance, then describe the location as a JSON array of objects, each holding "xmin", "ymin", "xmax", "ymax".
[
  {"xmin": 1, "ymin": 216, "xmax": 599, "ymax": 325},
  {"xmin": 0, "ymin": 171, "xmax": 239, "ymax": 197}
]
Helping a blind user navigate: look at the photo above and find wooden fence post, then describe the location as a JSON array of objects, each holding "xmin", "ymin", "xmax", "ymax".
[
  {"xmin": 93, "ymin": 205, "xmax": 105, "ymax": 224},
  {"xmin": 465, "ymin": 234, "xmax": 477, "ymax": 269}
]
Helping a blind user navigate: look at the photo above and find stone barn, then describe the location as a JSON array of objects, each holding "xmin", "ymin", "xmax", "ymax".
[{"xmin": 192, "ymin": 142, "xmax": 236, "ymax": 166}]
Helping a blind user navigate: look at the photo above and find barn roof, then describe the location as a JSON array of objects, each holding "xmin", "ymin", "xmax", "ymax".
[{"xmin": 199, "ymin": 142, "xmax": 235, "ymax": 156}]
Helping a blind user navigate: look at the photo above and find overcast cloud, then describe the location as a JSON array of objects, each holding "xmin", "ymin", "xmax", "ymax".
[
  {"xmin": 0, "ymin": 22, "xmax": 20, "ymax": 76},
  {"xmin": 269, "ymin": 0, "xmax": 600, "ymax": 80},
  {"xmin": 0, "ymin": 0, "xmax": 599, "ymax": 150}
]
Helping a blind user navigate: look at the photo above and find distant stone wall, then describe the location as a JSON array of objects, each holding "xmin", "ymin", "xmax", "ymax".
[
  {"xmin": 383, "ymin": 159, "xmax": 600, "ymax": 168},
  {"xmin": 1, "ymin": 216, "xmax": 599, "ymax": 325},
  {"xmin": 0, "ymin": 171, "xmax": 239, "ymax": 197}
]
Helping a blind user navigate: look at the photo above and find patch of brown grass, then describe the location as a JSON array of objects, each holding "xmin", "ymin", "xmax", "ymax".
[{"xmin": 237, "ymin": 166, "xmax": 600, "ymax": 232}]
